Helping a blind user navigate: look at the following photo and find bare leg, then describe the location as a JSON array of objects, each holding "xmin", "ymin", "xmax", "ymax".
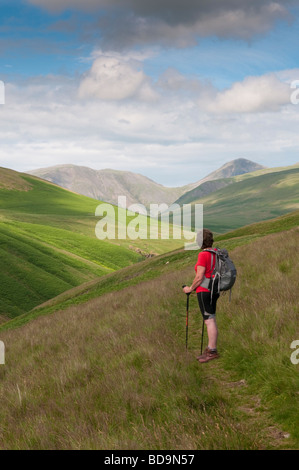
[{"xmin": 205, "ymin": 318, "xmax": 218, "ymax": 350}]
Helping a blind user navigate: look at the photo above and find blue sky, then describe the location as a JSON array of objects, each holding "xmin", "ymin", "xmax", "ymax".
[
  {"xmin": 1, "ymin": 1, "xmax": 299, "ymax": 84},
  {"xmin": 0, "ymin": 1, "xmax": 92, "ymax": 77},
  {"xmin": 0, "ymin": 0, "xmax": 299, "ymax": 185}
]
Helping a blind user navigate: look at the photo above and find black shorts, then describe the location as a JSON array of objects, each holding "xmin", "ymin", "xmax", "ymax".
[{"xmin": 197, "ymin": 292, "xmax": 219, "ymax": 321}]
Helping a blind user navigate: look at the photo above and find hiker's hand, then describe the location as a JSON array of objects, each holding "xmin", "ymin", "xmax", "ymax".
[{"xmin": 183, "ymin": 286, "xmax": 192, "ymax": 294}]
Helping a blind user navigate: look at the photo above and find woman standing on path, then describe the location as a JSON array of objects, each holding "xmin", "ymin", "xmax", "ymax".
[{"xmin": 183, "ymin": 229, "xmax": 220, "ymax": 363}]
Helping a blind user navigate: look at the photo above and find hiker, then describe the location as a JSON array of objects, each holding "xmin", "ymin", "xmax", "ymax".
[{"xmin": 183, "ymin": 229, "xmax": 220, "ymax": 363}]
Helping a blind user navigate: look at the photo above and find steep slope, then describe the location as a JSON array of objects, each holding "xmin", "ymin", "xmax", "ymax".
[
  {"xmin": 0, "ymin": 169, "xmax": 142, "ymax": 318},
  {"xmin": 178, "ymin": 166, "xmax": 299, "ymax": 233},
  {"xmin": 175, "ymin": 178, "xmax": 233, "ymax": 205},
  {"xmin": 0, "ymin": 213, "xmax": 298, "ymax": 449},
  {"xmin": 2, "ymin": 163, "xmax": 297, "ymax": 318},
  {"xmin": 176, "ymin": 162, "xmax": 299, "ymax": 205},
  {"xmin": 0, "ymin": 222, "xmax": 111, "ymax": 319},
  {"xmin": 2, "ymin": 209, "xmax": 298, "ymax": 331},
  {"xmin": 0, "ymin": 167, "xmax": 189, "ymax": 318},
  {"xmin": 200, "ymin": 167, "xmax": 299, "ymax": 232},
  {"xmin": 0, "ymin": 166, "xmax": 33, "ymax": 191}
]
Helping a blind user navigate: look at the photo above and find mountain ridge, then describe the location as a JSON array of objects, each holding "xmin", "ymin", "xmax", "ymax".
[{"xmin": 27, "ymin": 158, "xmax": 265, "ymax": 207}]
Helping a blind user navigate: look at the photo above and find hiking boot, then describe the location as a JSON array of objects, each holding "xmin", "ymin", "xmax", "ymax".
[{"xmin": 197, "ymin": 347, "xmax": 220, "ymax": 363}]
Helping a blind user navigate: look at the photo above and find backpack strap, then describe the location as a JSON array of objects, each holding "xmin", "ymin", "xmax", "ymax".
[
  {"xmin": 199, "ymin": 249, "xmax": 214, "ymax": 291},
  {"xmin": 205, "ymin": 250, "xmax": 218, "ymax": 303},
  {"xmin": 210, "ymin": 252, "xmax": 215, "ymax": 303},
  {"xmin": 209, "ymin": 250, "xmax": 221, "ymax": 303},
  {"xmin": 200, "ymin": 249, "xmax": 220, "ymax": 299},
  {"xmin": 210, "ymin": 251, "xmax": 214, "ymax": 272}
]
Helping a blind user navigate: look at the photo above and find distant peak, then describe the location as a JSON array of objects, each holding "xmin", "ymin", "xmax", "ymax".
[{"xmin": 219, "ymin": 158, "xmax": 266, "ymax": 168}]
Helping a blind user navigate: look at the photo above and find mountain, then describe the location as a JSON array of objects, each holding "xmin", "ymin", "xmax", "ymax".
[
  {"xmin": 176, "ymin": 158, "xmax": 267, "ymax": 202},
  {"xmin": 28, "ymin": 164, "xmax": 188, "ymax": 208},
  {"xmin": 175, "ymin": 161, "xmax": 298, "ymax": 207},
  {"xmin": 190, "ymin": 165, "xmax": 299, "ymax": 233},
  {"xmin": 5, "ymin": 160, "xmax": 297, "ymax": 317},
  {"xmin": 191, "ymin": 157, "xmax": 266, "ymax": 186},
  {"xmin": 27, "ymin": 158, "xmax": 265, "ymax": 207}
]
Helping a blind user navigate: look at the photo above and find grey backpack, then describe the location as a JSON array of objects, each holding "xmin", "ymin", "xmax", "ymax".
[{"xmin": 200, "ymin": 247, "xmax": 237, "ymax": 300}]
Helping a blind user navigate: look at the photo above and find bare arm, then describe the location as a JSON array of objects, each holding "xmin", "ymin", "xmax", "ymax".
[{"xmin": 183, "ymin": 266, "xmax": 206, "ymax": 294}]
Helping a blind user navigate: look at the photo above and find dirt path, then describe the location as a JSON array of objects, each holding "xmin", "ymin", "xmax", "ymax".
[{"xmin": 198, "ymin": 359, "xmax": 294, "ymax": 449}]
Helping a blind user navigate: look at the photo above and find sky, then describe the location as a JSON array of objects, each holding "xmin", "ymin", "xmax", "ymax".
[{"xmin": 0, "ymin": 0, "xmax": 299, "ymax": 186}]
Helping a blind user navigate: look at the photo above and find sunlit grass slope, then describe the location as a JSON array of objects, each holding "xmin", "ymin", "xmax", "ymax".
[
  {"xmin": 1, "ymin": 209, "xmax": 298, "ymax": 330},
  {"xmin": 193, "ymin": 166, "xmax": 299, "ymax": 233},
  {"xmin": 0, "ymin": 212, "xmax": 298, "ymax": 449},
  {"xmin": 0, "ymin": 222, "xmax": 110, "ymax": 319},
  {"xmin": 0, "ymin": 170, "xmax": 140, "ymax": 318},
  {"xmin": 0, "ymin": 169, "xmax": 183, "ymax": 318}
]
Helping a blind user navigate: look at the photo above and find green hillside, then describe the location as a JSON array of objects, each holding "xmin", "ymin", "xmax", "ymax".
[
  {"xmin": 1, "ymin": 209, "xmax": 298, "ymax": 330},
  {"xmin": 176, "ymin": 162, "xmax": 299, "ymax": 206},
  {"xmin": 233, "ymin": 162, "xmax": 299, "ymax": 181},
  {"xmin": 0, "ymin": 168, "xmax": 183, "ymax": 319},
  {"xmin": 0, "ymin": 222, "xmax": 110, "ymax": 319},
  {"xmin": 193, "ymin": 166, "xmax": 299, "ymax": 233},
  {"xmin": 0, "ymin": 211, "xmax": 298, "ymax": 449}
]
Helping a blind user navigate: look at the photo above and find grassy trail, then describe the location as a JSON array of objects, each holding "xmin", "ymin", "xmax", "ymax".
[{"xmin": 0, "ymin": 226, "xmax": 298, "ymax": 449}]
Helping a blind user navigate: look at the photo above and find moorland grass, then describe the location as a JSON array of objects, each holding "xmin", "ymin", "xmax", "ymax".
[
  {"xmin": 0, "ymin": 224, "xmax": 298, "ymax": 449},
  {"xmin": 2, "ymin": 210, "xmax": 297, "ymax": 331}
]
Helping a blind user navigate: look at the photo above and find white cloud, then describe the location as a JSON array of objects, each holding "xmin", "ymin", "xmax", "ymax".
[
  {"xmin": 78, "ymin": 55, "xmax": 158, "ymax": 101},
  {"xmin": 156, "ymin": 69, "xmax": 293, "ymax": 114},
  {"xmin": 1, "ymin": 66, "xmax": 299, "ymax": 185},
  {"xmin": 206, "ymin": 73, "xmax": 292, "ymax": 114}
]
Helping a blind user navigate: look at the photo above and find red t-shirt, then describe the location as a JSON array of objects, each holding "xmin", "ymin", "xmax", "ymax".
[{"xmin": 194, "ymin": 250, "xmax": 216, "ymax": 293}]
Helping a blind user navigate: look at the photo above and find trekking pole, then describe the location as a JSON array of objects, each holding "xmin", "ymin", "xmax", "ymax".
[
  {"xmin": 182, "ymin": 285, "xmax": 190, "ymax": 350},
  {"xmin": 200, "ymin": 317, "xmax": 205, "ymax": 355}
]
